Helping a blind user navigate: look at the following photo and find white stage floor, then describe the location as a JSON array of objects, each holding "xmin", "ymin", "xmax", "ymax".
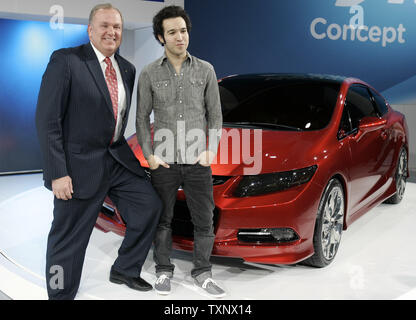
[{"xmin": 1, "ymin": 173, "xmax": 416, "ymax": 300}]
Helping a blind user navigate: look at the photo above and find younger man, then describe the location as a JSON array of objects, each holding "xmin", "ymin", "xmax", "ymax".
[{"xmin": 136, "ymin": 5, "xmax": 224, "ymax": 297}]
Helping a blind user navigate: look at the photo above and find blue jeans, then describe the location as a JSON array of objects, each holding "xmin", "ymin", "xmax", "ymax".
[{"xmin": 151, "ymin": 163, "xmax": 215, "ymax": 279}]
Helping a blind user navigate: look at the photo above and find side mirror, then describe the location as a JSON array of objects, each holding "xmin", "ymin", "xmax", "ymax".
[
  {"xmin": 352, "ymin": 116, "xmax": 387, "ymax": 142},
  {"xmin": 358, "ymin": 116, "xmax": 387, "ymax": 133}
]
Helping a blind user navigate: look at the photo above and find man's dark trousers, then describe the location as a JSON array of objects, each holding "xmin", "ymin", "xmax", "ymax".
[
  {"xmin": 46, "ymin": 152, "xmax": 162, "ymax": 300},
  {"xmin": 151, "ymin": 163, "xmax": 215, "ymax": 279}
]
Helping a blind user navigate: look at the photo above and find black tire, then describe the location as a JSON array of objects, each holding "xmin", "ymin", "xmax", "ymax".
[
  {"xmin": 384, "ymin": 147, "xmax": 408, "ymax": 205},
  {"xmin": 303, "ymin": 178, "xmax": 345, "ymax": 268}
]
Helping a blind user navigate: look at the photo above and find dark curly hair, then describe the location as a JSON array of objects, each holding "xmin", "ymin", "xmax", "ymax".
[{"xmin": 153, "ymin": 5, "xmax": 192, "ymax": 46}]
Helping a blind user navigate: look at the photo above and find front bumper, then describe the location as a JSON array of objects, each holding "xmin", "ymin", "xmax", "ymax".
[
  {"xmin": 96, "ymin": 175, "xmax": 324, "ymax": 265},
  {"xmin": 170, "ymin": 178, "xmax": 323, "ymax": 264}
]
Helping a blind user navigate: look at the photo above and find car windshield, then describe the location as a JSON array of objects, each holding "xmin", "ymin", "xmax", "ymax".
[{"xmin": 219, "ymin": 77, "xmax": 341, "ymax": 131}]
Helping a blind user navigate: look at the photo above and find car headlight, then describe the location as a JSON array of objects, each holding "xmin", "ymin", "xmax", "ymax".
[{"xmin": 233, "ymin": 165, "xmax": 318, "ymax": 197}]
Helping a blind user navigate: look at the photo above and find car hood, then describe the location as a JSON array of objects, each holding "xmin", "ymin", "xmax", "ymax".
[{"xmin": 212, "ymin": 127, "xmax": 328, "ymax": 176}]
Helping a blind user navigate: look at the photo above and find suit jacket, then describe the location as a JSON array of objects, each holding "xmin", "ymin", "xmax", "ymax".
[{"xmin": 36, "ymin": 42, "xmax": 145, "ymax": 199}]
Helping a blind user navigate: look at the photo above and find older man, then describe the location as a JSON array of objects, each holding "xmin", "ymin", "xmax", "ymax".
[{"xmin": 36, "ymin": 3, "xmax": 161, "ymax": 299}]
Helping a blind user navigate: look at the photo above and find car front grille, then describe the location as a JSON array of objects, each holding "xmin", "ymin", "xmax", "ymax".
[
  {"xmin": 172, "ymin": 175, "xmax": 229, "ymax": 238},
  {"xmin": 237, "ymin": 228, "xmax": 300, "ymax": 244},
  {"xmin": 172, "ymin": 200, "xmax": 219, "ymax": 239},
  {"xmin": 212, "ymin": 175, "xmax": 232, "ymax": 185}
]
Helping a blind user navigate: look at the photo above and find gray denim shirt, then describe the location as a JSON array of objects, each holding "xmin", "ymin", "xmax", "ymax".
[{"xmin": 136, "ymin": 53, "xmax": 222, "ymax": 164}]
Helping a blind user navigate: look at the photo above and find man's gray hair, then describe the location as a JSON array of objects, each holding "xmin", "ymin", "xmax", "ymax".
[{"xmin": 88, "ymin": 3, "xmax": 123, "ymax": 25}]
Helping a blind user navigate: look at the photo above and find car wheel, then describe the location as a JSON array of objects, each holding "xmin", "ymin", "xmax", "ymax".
[
  {"xmin": 384, "ymin": 147, "xmax": 408, "ymax": 204},
  {"xmin": 303, "ymin": 179, "xmax": 345, "ymax": 268}
]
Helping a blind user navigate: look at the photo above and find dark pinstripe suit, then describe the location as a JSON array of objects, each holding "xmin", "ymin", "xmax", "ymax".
[{"xmin": 35, "ymin": 43, "xmax": 162, "ymax": 299}]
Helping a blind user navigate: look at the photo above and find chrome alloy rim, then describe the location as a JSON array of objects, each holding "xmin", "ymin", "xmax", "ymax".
[
  {"xmin": 397, "ymin": 150, "xmax": 408, "ymax": 200},
  {"xmin": 321, "ymin": 185, "xmax": 344, "ymax": 261}
]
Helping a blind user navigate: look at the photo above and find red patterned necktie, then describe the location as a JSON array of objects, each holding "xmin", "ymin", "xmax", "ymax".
[{"xmin": 104, "ymin": 57, "xmax": 118, "ymax": 122}]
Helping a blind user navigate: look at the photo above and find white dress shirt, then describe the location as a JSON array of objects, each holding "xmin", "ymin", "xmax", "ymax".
[{"xmin": 90, "ymin": 42, "xmax": 127, "ymax": 142}]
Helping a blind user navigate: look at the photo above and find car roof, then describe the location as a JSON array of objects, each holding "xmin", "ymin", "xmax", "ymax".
[{"xmin": 219, "ymin": 73, "xmax": 348, "ymax": 85}]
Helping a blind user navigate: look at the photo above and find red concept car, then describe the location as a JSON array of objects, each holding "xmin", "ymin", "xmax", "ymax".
[{"xmin": 95, "ymin": 74, "xmax": 409, "ymax": 267}]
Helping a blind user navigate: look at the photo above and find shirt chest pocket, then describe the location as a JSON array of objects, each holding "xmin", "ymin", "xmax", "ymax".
[
  {"xmin": 189, "ymin": 78, "xmax": 205, "ymax": 99},
  {"xmin": 152, "ymin": 80, "xmax": 173, "ymax": 103}
]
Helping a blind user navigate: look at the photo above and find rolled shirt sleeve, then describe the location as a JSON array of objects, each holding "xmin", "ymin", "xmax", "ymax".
[
  {"xmin": 136, "ymin": 67, "xmax": 154, "ymax": 160},
  {"xmin": 204, "ymin": 64, "xmax": 223, "ymax": 155}
]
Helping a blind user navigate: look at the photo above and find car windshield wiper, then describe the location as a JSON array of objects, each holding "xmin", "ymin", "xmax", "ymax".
[{"xmin": 223, "ymin": 122, "xmax": 302, "ymax": 131}]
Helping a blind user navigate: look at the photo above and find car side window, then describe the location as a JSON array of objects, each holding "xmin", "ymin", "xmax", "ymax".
[
  {"xmin": 344, "ymin": 85, "xmax": 378, "ymax": 130},
  {"xmin": 369, "ymin": 88, "xmax": 389, "ymax": 116},
  {"xmin": 338, "ymin": 105, "xmax": 353, "ymax": 139}
]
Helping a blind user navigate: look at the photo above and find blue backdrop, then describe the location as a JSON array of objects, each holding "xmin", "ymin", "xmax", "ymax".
[
  {"xmin": 185, "ymin": 0, "xmax": 416, "ymax": 104},
  {"xmin": 0, "ymin": 18, "xmax": 89, "ymax": 174}
]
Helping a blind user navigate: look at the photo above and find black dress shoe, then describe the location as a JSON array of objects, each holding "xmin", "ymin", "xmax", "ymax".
[{"xmin": 109, "ymin": 269, "xmax": 153, "ymax": 291}]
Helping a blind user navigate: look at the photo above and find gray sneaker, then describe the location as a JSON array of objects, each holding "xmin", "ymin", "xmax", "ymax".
[
  {"xmin": 194, "ymin": 277, "xmax": 226, "ymax": 298},
  {"xmin": 155, "ymin": 274, "xmax": 171, "ymax": 295}
]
